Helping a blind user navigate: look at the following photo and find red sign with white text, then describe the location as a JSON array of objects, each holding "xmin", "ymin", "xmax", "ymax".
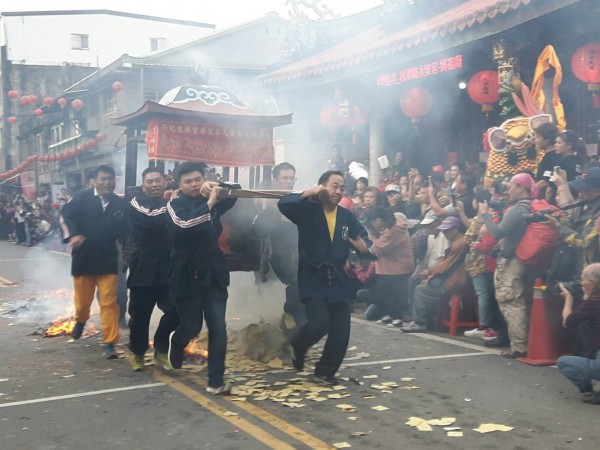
[
  {"xmin": 377, "ymin": 55, "xmax": 464, "ymax": 87},
  {"xmin": 145, "ymin": 118, "xmax": 275, "ymax": 166}
]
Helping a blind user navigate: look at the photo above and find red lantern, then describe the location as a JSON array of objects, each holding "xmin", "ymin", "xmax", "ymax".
[
  {"xmin": 43, "ymin": 97, "xmax": 53, "ymax": 106},
  {"xmin": 95, "ymin": 133, "xmax": 105, "ymax": 142},
  {"xmin": 29, "ymin": 95, "xmax": 38, "ymax": 105},
  {"xmin": 19, "ymin": 96, "xmax": 30, "ymax": 105},
  {"xmin": 320, "ymin": 105, "xmax": 341, "ymax": 129},
  {"xmin": 7, "ymin": 90, "xmax": 19, "ymax": 100},
  {"xmin": 71, "ymin": 99, "xmax": 84, "ymax": 110},
  {"xmin": 112, "ymin": 81, "xmax": 124, "ymax": 92},
  {"xmin": 399, "ymin": 87, "xmax": 433, "ymax": 123},
  {"xmin": 572, "ymin": 42, "xmax": 600, "ymax": 86},
  {"xmin": 67, "ymin": 148, "xmax": 78, "ymax": 158},
  {"xmin": 57, "ymin": 98, "xmax": 67, "ymax": 108},
  {"xmin": 34, "ymin": 108, "xmax": 44, "ymax": 117},
  {"xmin": 572, "ymin": 42, "xmax": 600, "ymax": 108},
  {"xmin": 87, "ymin": 138, "xmax": 97, "ymax": 148},
  {"xmin": 7, "ymin": 116, "xmax": 17, "ymax": 124},
  {"xmin": 467, "ymin": 70, "xmax": 500, "ymax": 112}
]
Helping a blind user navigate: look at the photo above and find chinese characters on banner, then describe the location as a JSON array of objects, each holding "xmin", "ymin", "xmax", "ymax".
[
  {"xmin": 145, "ymin": 118, "xmax": 275, "ymax": 166},
  {"xmin": 377, "ymin": 54, "xmax": 464, "ymax": 87}
]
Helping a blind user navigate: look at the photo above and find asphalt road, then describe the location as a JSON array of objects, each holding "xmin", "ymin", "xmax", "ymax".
[{"xmin": 0, "ymin": 241, "xmax": 598, "ymax": 450}]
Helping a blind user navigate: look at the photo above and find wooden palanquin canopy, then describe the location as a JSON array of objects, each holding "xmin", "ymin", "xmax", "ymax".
[{"xmin": 112, "ymin": 84, "xmax": 292, "ymax": 168}]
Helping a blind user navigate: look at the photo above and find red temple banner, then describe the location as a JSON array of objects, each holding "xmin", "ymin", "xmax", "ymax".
[{"xmin": 145, "ymin": 118, "xmax": 275, "ymax": 166}]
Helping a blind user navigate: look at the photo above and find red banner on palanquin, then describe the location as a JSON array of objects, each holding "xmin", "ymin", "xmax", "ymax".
[{"xmin": 145, "ymin": 118, "xmax": 275, "ymax": 166}]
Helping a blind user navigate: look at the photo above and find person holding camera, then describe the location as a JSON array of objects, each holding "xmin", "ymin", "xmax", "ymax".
[
  {"xmin": 549, "ymin": 166, "xmax": 600, "ymax": 276},
  {"xmin": 477, "ymin": 173, "xmax": 538, "ymax": 358},
  {"xmin": 557, "ymin": 263, "xmax": 600, "ymax": 404}
]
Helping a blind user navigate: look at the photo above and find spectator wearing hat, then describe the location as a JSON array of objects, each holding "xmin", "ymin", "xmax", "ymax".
[
  {"xmin": 477, "ymin": 172, "xmax": 537, "ymax": 358},
  {"xmin": 549, "ymin": 166, "xmax": 600, "ymax": 274},
  {"xmin": 384, "ymin": 184, "xmax": 406, "ymax": 215},
  {"xmin": 401, "ymin": 216, "xmax": 468, "ymax": 332}
]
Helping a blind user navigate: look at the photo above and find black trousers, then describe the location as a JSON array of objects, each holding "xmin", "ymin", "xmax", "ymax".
[
  {"xmin": 128, "ymin": 285, "xmax": 179, "ymax": 355},
  {"xmin": 291, "ymin": 298, "xmax": 351, "ymax": 378},
  {"xmin": 374, "ymin": 274, "xmax": 410, "ymax": 319},
  {"xmin": 283, "ymin": 280, "xmax": 306, "ymax": 327},
  {"xmin": 172, "ymin": 286, "xmax": 228, "ymax": 387}
]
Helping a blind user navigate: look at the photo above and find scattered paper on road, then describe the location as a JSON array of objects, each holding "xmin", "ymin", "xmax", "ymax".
[
  {"xmin": 223, "ymin": 411, "xmax": 238, "ymax": 417},
  {"xmin": 333, "ymin": 442, "xmax": 352, "ymax": 448},
  {"xmin": 473, "ymin": 423, "xmax": 514, "ymax": 433},
  {"xmin": 371, "ymin": 405, "xmax": 389, "ymax": 411},
  {"xmin": 447, "ymin": 431, "xmax": 463, "ymax": 437},
  {"xmin": 427, "ymin": 417, "xmax": 456, "ymax": 426}
]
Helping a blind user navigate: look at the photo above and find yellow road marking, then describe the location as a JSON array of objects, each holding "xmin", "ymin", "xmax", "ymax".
[
  {"xmin": 151, "ymin": 369, "xmax": 296, "ymax": 450},
  {"xmin": 180, "ymin": 371, "xmax": 333, "ymax": 450}
]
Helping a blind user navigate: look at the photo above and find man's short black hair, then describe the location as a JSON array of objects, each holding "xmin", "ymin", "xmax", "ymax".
[
  {"xmin": 458, "ymin": 172, "xmax": 477, "ymax": 191},
  {"xmin": 94, "ymin": 164, "xmax": 115, "ymax": 179},
  {"xmin": 141, "ymin": 167, "xmax": 164, "ymax": 180},
  {"xmin": 272, "ymin": 162, "xmax": 296, "ymax": 179},
  {"xmin": 534, "ymin": 122, "xmax": 558, "ymax": 145},
  {"xmin": 176, "ymin": 162, "xmax": 208, "ymax": 183},
  {"xmin": 318, "ymin": 170, "xmax": 344, "ymax": 185}
]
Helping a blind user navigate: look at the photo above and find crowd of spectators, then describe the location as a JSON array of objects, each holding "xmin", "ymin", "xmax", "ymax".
[
  {"xmin": 0, "ymin": 191, "xmax": 67, "ymax": 249},
  {"xmin": 337, "ymin": 123, "xmax": 600, "ymax": 403}
]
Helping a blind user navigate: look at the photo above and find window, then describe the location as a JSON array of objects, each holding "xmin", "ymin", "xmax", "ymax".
[
  {"xmin": 71, "ymin": 34, "xmax": 89, "ymax": 50},
  {"xmin": 150, "ymin": 37, "xmax": 167, "ymax": 52}
]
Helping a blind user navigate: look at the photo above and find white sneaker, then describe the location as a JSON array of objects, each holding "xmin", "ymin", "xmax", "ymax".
[
  {"xmin": 206, "ymin": 383, "xmax": 232, "ymax": 395},
  {"xmin": 377, "ymin": 316, "xmax": 393, "ymax": 324},
  {"xmin": 464, "ymin": 328, "xmax": 486, "ymax": 338}
]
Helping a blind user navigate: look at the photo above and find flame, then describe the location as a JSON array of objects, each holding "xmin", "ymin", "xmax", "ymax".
[
  {"xmin": 41, "ymin": 307, "xmax": 99, "ymax": 337},
  {"xmin": 184, "ymin": 339, "xmax": 208, "ymax": 358}
]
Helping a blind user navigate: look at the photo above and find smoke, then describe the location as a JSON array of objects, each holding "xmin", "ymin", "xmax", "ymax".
[
  {"xmin": 226, "ymin": 271, "xmax": 286, "ymax": 330},
  {"xmin": 0, "ymin": 248, "xmax": 98, "ymax": 327}
]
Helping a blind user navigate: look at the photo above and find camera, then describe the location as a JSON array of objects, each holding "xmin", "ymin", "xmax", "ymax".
[
  {"xmin": 489, "ymin": 199, "xmax": 506, "ymax": 211},
  {"xmin": 492, "ymin": 181, "xmax": 507, "ymax": 194},
  {"xmin": 547, "ymin": 281, "xmax": 583, "ymax": 299},
  {"xmin": 347, "ymin": 250, "xmax": 359, "ymax": 264},
  {"xmin": 523, "ymin": 209, "xmax": 555, "ymax": 223}
]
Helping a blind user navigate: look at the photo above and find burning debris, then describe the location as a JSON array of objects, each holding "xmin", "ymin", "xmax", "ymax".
[{"xmin": 39, "ymin": 315, "xmax": 99, "ymax": 338}]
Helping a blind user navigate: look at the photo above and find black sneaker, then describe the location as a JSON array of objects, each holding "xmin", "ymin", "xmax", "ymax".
[
  {"xmin": 291, "ymin": 346, "xmax": 304, "ymax": 372},
  {"xmin": 167, "ymin": 331, "xmax": 183, "ymax": 370},
  {"xmin": 311, "ymin": 373, "xmax": 340, "ymax": 386},
  {"xmin": 484, "ymin": 337, "xmax": 510, "ymax": 348},
  {"xmin": 71, "ymin": 321, "xmax": 85, "ymax": 340}
]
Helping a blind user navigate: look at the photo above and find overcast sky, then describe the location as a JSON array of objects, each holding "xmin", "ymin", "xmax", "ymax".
[{"xmin": 1, "ymin": 0, "xmax": 383, "ymax": 29}]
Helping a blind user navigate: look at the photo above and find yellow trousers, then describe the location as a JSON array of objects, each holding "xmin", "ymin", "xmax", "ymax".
[{"xmin": 73, "ymin": 275, "xmax": 120, "ymax": 344}]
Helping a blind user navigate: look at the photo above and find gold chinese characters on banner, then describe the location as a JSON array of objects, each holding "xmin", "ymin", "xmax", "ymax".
[{"xmin": 145, "ymin": 118, "xmax": 275, "ymax": 166}]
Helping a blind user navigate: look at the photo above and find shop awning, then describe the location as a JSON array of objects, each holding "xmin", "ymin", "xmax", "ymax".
[{"xmin": 260, "ymin": 0, "xmax": 578, "ymax": 86}]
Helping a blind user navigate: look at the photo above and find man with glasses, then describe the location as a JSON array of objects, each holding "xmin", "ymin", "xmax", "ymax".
[{"xmin": 252, "ymin": 162, "xmax": 305, "ymax": 333}]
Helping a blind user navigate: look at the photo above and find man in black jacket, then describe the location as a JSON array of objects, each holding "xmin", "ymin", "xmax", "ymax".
[
  {"xmin": 127, "ymin": 167, "xmax": 179, "ymax": 371},
  {"xmin": 165, "ymin": 162, "xmax": 238, "ymax": 395},
  {"xmin": 61, "ymin": 165, "xmax": 127, "ymax": 359}
]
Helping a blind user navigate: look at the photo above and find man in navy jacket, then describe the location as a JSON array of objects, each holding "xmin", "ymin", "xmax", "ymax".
[
  {"xmin": 278, "ymin": 170, "xmax": 369, "ymax": 385},
  {"xmin": 61, "ymin": 164, "xmax": 127, "ymax": 359},
  {"xmin": 165, "ymin": 161, "xmax": 238, "ymax": 395},
  {"xmin": 127, "ymin": 167, "xmax": 179, "ymax": 371}
]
